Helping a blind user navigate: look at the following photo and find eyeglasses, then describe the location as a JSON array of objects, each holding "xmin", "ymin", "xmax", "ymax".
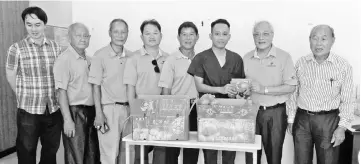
[
  {"xmin": 75, "ymin": 34, "xmax": 91, "ymax": 40},
  {"xmin": 151, "ymin": 59, "xmax": 160, "ymax": 73},
  {"xmin": 253, "ymin": 32, "xmax": 273, "ymax": 38}
]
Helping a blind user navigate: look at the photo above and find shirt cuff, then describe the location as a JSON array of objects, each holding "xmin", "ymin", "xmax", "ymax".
[
  {"xmin": 55, "ymin": 81, "xmax": 67, "ymax": 90},
  {"xmin": 287, "ymin": 116, "xmax": 295, "ymax": 123},
  {"xmin": 338, "ymin": 118, "xmax": 351, "ymax": 129},
  {"xmin": 88, "ymin": 77, "xmax": 101, "ymax": 85},
  {"xmin": 158, "ymin": 82, "xmax": 171, "ymax": 89}
]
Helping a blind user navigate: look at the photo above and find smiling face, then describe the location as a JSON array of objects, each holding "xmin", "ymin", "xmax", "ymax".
[
  {"xmin": 209, "ymin": 23, "xmax": 231, "ymax": 49},
  {"xmin": 178, "ymin": 27, "xmax": 199, "ymax": 50},
  {"xmin": 141, "ymin": 24, "xmax": 162, "ymax": 47},
  {"xmin": 109, "ymin": 21, "xmax": 128, "ymax": 47},
  {"xmin": 69, "ymin": 24, "xmax": 90, "ymax": 51},
  {"xmin": 309, "ymin": 25, "xmax": 335, "ymax": 57},
  {"xmin": 24, "ymin": 14, "xmax": 45, "ymax": 40},
  {"xmin": 253, "ymin": 22, "xmax": 274, "ymax": 50}
]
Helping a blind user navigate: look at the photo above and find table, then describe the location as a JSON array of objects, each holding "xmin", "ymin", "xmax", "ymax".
[{"xmin": 123, "ymin": 132, "xmax": 262, "ymax": 164}]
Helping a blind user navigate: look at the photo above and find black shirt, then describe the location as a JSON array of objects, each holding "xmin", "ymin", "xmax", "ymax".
[{"xmin": 187, "ymin": 48, "xmax": 245, "ymax": 98}]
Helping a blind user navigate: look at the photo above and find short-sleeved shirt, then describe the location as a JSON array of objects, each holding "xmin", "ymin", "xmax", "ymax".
[
  {"xmin": 88, "ymin": 44, "xmax": 132, "ymax": 104},
  {"xmin": 123, "ymin": 47, "xmax": 169, "ymax": 96},
  {"xmin": 6, "ymin": 36, "xmax": 61, "ymax": 114},
  {"xmin": 187, "ymin": 48, "xmax": 245, "ymax": 98},
  {"xmin": 243, "ymin": 45, "xmax": 297, "ymax": 106},
  {"xmin": 158, "ymin": 49, "xmax": 198, "ymax": 99},
  {"xmin": 53, "ymin": 46, "xmax": 93, "ymax": 106}
]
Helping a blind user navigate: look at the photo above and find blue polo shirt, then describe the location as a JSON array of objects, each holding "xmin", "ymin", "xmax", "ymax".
[{"xmin": 187, "ymin": 48, "xmax": 245, "ymax": 98}]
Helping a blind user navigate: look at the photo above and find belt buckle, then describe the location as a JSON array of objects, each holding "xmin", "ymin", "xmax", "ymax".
[
  {"xmin": 262, "ymin": 106, "xmax": 267, "ymax": 110},
  {"xmin": 306, "ymin": 110, "xmax": 314, "ymax": 115}
]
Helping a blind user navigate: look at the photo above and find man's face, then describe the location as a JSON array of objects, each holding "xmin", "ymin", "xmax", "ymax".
[
  {"xmin": 178, "ymin": 27, "xmax": 199, "ymax": 50},
  {"xmin": 141, "ymin": 24, "xmax": 162, "ymax": 47},
  {"xmin": 253, "ymin": 22, "xmax": 274, "ymax": 50},
  {"xmin": 69, "ymin": 25, "xmax": 90, "ymax": 51},
  {"xmin": 309, "ymin": 26, "xmax": 334, "ymax": 57},
  {"xmin": 209, "ymin": 23, "xmax": 231, "ymax": 49},
  {"xmin": 24, "ymin": 14, "xmax": 45, "ymax": 40},
  {"xmin": 109, "ymin": 21, "xmax": 128, "ymax": 46}
]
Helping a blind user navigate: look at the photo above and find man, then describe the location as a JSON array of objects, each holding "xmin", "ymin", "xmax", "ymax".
[
  {"xmin": 88, "ymin": 19, "xmax": 134, "ymax": 164},
  {"xmin": 288, "ymin": 25, "xmax": 354, "ymax": 164},
  {"xmin": 243, "ymin": 21, "xmax": 297, "ymax": 164},
  {"xmin": 158, "ymin": 21, "xmax": 199, "ymax": 164},
  {"xmin": 5, "ymin": 6, "xmax": 62, "ymax": 164},
  {"xmin": 123, "ymin": 19, "xmax": 169, "ymax": 164},
  {"xmin": 187, "ymin": 18, "xmax": 245, "ymax": 164},
  {"xmin": 53, "ymin": 23, "xmax": 100, "ymax": 164}
]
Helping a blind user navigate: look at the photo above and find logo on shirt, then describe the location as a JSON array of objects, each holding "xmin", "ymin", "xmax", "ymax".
[{"xmin": 267, "ymin": 62, "xmax": 276, "ymax": 67}]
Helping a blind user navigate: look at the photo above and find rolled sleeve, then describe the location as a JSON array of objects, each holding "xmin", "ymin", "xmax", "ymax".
[
  {"xmin": 88, "ymin": 55, "xmax": 103, "ymax": 85},
  {"xmin": 6, "ymin": 44, "xmax": 19, "ymax": 71},
  {"xmin": 283, "ymin": 55, "xmax": 297, "ymax": 86},
  {"xmin": 123, "ymin": 56, "xmax": 137, "ymax": 86},
  {"xmin": 187, "ymin": 55, "xmax": 204, "ymax": 78},
  {"xmin": 53, "ymin": 57, "xmax": 70, "ymax": 90},
  {"xmin": 158, "ymin": 58, "xmax": 174, "ymax": 88},
  {"xmin": 338, "ymin": 65, "xmax": 354, "ymax": 128}
]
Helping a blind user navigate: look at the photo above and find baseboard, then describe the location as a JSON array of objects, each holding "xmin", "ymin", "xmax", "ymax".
[{"xmin": 0, "ymin": 146, "xmax": 16, "ymax": 159}]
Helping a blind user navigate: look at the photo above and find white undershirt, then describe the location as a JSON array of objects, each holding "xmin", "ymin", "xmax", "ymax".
[{"xmin": 215, "ymin": 51, "xmax": 226, "ymax": 67}]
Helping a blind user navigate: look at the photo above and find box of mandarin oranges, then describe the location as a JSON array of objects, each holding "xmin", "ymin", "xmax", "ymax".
[
  {"xmin": 130, "ymin": 95, "xmax": 190, "ymax": 141},
  {"xmin": 196, "ymin": 94, "xmax": 258, "ymax": 143}
]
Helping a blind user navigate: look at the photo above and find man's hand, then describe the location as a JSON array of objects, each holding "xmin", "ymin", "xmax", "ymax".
[
  {"xmin": 287, "ymin": 123, "xmax": 293, "ymax": 134},
  {"xmin": 221, "ymin": 84, "xmax": 237, "ymax": 95},
  {"xmin": 331, "ymin": 126, "xmax": 346, "ymax": 147},
  {"xmin": 94, "ymin": 111, "xmax": 107, "ymax": 131},
  {"xmin": 251, "ymin": 81, "xmax": 265, "ymax": 94},
  {"xmin": 64, "ymin": 119, "xmax": 75, "ymax": 138}
]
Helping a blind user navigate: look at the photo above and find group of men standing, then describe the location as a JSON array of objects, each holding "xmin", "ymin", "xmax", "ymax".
[{"xmin": 6, "ymin": 6, "xmax": 354, "ymax": 164}]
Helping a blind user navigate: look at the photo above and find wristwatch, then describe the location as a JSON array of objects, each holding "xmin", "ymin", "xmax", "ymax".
[{"xmin": 264, "ymin": 87, "xmax": 269, "ymax": 94}]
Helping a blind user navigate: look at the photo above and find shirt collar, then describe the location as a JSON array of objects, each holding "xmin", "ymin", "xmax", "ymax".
[
  {"xmin": 305, "ymin": 52, "xmax": 335, "ymax": 63},
  {"xmin": 253, "ymin": 44, "xmax": 276, "ymax": 59},
  {"xmin": 26, "ymin": 35, "xmax": 50, "ymax": 46},
  {"xmin": 68, "ymin": 45, "xmax": 87, "ymax": 59},
  {"xmin": 140, "ymin": 46, "xmax": 163, "ymax": 59},
  {"xmin": 108, "ymin": 44, "xmax": 126, "ymax": 58},
  {"xmin": 175, "ymin": 48, "xmax": 193, "ymax": 60}
]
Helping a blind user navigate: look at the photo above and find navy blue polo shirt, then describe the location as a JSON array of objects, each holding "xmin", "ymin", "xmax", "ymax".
[{"xmin": 187, "ymin": 48, "xmax": 245, "ymax": 98}]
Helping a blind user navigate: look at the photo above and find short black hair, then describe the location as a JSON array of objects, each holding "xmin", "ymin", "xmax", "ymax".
[
  {"xmin": 109, "ymin": 19, "xmax": 129, "ymax": 32},
  {"xmin": 178, "ymin": 21, "xmax": 198, "ymax": 36},
  {"xmin": 211, "ymin": 19, "xmax": 230, "ymax": 32},
  {"xmin": 21, "ymin": 6, "xmax": 48, "ymax": 24},
  {"xmin": 140, "ymin": 19, "xmax": 161, "ymax": 34}
]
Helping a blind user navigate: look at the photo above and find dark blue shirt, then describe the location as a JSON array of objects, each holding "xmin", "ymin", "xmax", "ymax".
[{"xmin": 187, "ymin": 48, "xmax": 245, "ymax": 98}]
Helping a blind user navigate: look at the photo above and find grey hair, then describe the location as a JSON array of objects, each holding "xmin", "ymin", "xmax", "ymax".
[
  {"xmin": 309, "ymin": 24, "xmax": 335, "ymax": 39},
  {"xmin": 253, "ymin": 20, "xmax": 274, "ymax": 33},
  {"xmin": 68, "ymin": 22, "xmax": 89, "ymax": 36},
  {"xmin": 109, "ymin": 19, "xmax": 128, "ymax": 32}
]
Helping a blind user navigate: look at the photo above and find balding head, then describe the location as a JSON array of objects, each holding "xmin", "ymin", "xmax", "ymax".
[
  {"xmin": 68, "ymin": 22, "xmax": 90, "ymax": 52},
  {"xmin": 253, "ymin": 21, "xmax": 274, "ymax": 34},
  {"xmin": 309, "ymin": 24, "xmax": 335, "ymax": 39}
]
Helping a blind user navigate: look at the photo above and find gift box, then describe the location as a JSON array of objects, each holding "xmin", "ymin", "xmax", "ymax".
[
  {"xmin": 197, "ymin": 98, "xmax": 258, "ymax": 143},
  {"xmin": 131, "ymin": 95, "xmax": 190, "ymax": 141}
]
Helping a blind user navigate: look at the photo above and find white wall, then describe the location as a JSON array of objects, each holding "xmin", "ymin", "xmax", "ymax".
[
  {"xmin": 28, "ymin": 1, "xmax": 361, "ymax": 164},
  {"xmin": 29, "ymin": 1, "xmax": 72, "ymax": 27}
]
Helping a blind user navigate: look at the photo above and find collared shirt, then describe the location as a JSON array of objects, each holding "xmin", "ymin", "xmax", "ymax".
[
  {"xmin": 6, "ymin": 36, "xmax": 61, "ymax": 114},
  {"xmin": 243, "ymin": 45, "xmax": 297, "ymax": 106},
  {"xmin": 53, "ymin": 46, "xmax": 93, "ymax": 106},
  {"xmin": 123, "ymin": 47, "xmax": 169, "ymax": 96},
  {"xmin": 187, "ymin": 48, "xmax": 245, "ymax": 98},
  {"xmin": 88, "ymin": 44, "xmax": 132, "ymax": 104},
  {"xmin": 158, "ymin": 49, "xmax": 198, "ymax": 99},
  {"xmin": 288, "ymin": 52, "xmax": 354, "ymax": 128}
]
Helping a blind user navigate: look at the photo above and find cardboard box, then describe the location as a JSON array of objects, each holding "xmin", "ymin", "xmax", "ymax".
[
  {"xmin": 131, "ymin": 95, "xmax": 190, "ymax": 141},
  {"xmin": 197, "ymin": 98, "xmax": 258, "ymax": 143}
]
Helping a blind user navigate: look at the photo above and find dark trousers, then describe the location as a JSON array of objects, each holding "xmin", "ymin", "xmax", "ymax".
[
  {"xmin": 16, "ymin": 107, "xmax": 62, "ymax": 164},
  {"xmin": 166, "ymin": 104, "xmax": 199, "ymax": 164},
  {"xmin": 293, "ymin": 108, "xmax": 340, "ymax": 164},
  {"xmin": 62, "ymin": 105, "xmax": 100, "ymax": 164},
  {"xmin": 246, "ymin": 103, "xmax": 288, "ymax": 164},
  {"xmin": 134, "ymin": 146, "xmax": 166, "ymax": 164}
]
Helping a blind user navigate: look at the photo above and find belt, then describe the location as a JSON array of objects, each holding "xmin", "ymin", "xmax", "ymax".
[
  {"xmin": 115, "ymin": 102, "xmax": 129, "ymax": 106},
  {"xmin": 259, "ymin": 102, "xmax": 285, "ymax": 110},
  {"xmin": 73, "ymin": 105, "xmax": 94, "ymax": 108},
  {"xmin": 298, "ymin": 107, "xmax": 339, "ymax": 115}
]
